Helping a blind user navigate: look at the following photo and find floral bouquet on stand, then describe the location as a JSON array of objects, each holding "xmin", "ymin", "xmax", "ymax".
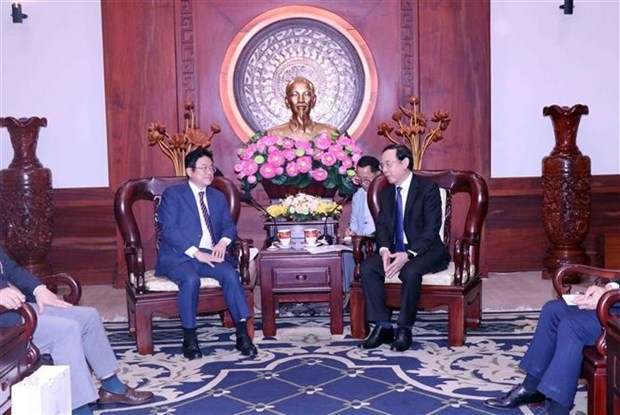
[
  {"xmin": 265, "ymin": 193, "xmax": 342, "ymax": 222},
  {"xmin": 234, "ymin": 131, "xmax": 363, "ymax": 197}
]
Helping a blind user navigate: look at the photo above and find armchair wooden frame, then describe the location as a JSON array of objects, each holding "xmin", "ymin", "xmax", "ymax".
[
  {"xmin": 350, "ymin": 170, "xmax": 488, "ymax": 346},
  {"xmin": 552, "ymin": 263, "xmax": 620, "ymax": 415},
  {"xmin": 114, "ymin": 176, "xmax": 255, "ymax": 355}
]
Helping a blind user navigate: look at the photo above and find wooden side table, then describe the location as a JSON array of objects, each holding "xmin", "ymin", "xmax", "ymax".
[
  {"xmin": 258, "ymin": 248, "xmax": 343, "ymax": 336},
  {"xmin": 607, "ymin": 317, "xmax": 620, "ymax": 415}
]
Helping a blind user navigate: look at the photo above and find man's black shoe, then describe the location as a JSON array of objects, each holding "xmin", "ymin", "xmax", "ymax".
[
  {"xmin": 390, "ymin": 327, "xmax": 412, "ymax": 351},
  {"xmin": 236, "ymin": 333, "xmax": 258, "ymax": 356},
  {"xmin": 359, "ymin": 325, "xmax": 394, "ymax": 349},
  {"xmin": 483, "ymin": 384, "xmax": 546, "ymax": 409},
  {"xmin": 182, "ymin": 337, "xmax": 203, "ymax": 360}
]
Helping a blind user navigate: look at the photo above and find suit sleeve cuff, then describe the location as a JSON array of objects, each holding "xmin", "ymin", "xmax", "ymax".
[{"xmin": 186, "ymin": 246, "xmax": 199, "ymax": 258}]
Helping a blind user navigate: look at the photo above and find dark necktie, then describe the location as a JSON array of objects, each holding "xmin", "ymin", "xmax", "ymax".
[
  {"xmin": 198, "ymin": 191, "xmax": 215, "ymax": 239},
  {"xmin": 394, "ymin": 186, "xmax": 405, "ymax": 252}
]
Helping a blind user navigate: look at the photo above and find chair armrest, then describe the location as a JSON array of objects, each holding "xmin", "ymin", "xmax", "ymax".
[
  {"xmin": 124, "ymin": 244, "xmax": 147, "ymax": 294},
  {"xmin": 452, "ymin": 237, "xmax": 475, "ymax": 285},
  {"xmin": 40, "ymin": 273, "xmax": 82, "ymax": 305},
  {"xmin": 232, "ymin": 238, "xmax": 252, "ymax": 286},
  {"xmin": 595, "ymin": 288, "xmax": 620, "ymax": 355},
  {"xmin": 552, "ymin": 264, "xmax": 620, "ymax": 297},
  {"xmin": 352, "ymin": 235, "xmax": 376, "ymax": 281},
  {"xmin": 0, "ymin": 302, "xmax": 41, "ymax": 368}
]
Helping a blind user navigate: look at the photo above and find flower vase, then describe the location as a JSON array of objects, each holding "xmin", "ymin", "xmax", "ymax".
[
  {"xmin": 0, "ymin": 116, "xmax": 54, "ymax": 276},
  {"xmin": 261, "ymin": 179, "xmax": 337, "ymax": 201},
  {"xmin": 541, "ymin": 104, "xmax": 590, "ymax": 282}
]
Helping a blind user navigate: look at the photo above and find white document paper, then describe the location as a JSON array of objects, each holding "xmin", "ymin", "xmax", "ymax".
[
  {"xmin": 305, "ymin": 244, "xmax": 353, "ymax": 254},
  {"xmin": 562, "ymin": 294, "xmax": 582, "ymax": 306}
]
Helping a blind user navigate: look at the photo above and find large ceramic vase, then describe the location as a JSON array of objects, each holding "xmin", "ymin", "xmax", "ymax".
[
  {"xmin": 541, "ymin": 104, "xmax": 590, "ymax": 281},
  {"xmin": 0, "ymin": 116, "xmax": 54, "ymax": 276}
]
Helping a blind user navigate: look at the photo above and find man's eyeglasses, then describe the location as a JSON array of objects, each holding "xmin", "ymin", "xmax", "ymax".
[
  {"xmin": 194, "ymin": 166, "xmax": 217, "ymax": 173},
  {"xmin": 353, "ymin": 176, "xmax": 374, "ymax": 185},
  {"xmin": 379, "ymin": 159, "xmax": 401, "ymax": 171}
]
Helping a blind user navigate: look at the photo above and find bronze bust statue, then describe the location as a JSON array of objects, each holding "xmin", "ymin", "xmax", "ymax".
[{"xmin": 266, "ymin": 77, "xmax": 339, "ymax": 140}]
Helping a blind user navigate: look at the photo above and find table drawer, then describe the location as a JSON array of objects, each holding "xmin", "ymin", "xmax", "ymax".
[{"xmin": 271, "ymin": 264, "xmax": 333, "ymax": 287}]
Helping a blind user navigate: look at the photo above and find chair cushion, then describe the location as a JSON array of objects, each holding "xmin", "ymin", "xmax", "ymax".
[
  {"xmin": 384, "ymin": 262, "xmax": 471, "ymax": 286},
  {"xmin": 130, "ymin": 247, "xmax": 259, "ymax": 292}
]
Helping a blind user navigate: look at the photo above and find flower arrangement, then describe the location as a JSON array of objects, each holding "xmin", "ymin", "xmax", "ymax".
[
  {"xmin": 147, "ymin": 101, "xmax": 221, "ymax": 176},
  {"xmin": 234, "ymin": 131, "xmax": 362, "ymax": 195},
  {"xmin": 265, "ymin": 193, "xmax": 342, "ymax": 222},
  {"xmin": 377, "ymin": 96, "xmax": 450, "ymax": 170}
]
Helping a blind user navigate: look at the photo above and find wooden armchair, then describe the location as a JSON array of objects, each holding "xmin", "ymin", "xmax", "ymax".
[
  {"xmin": 0, "ymin": 272, "xmax": 80, "ymax": 414},
  {"xmin": 114, "ymin": 176, "xmax": 255, "ymax": 355},
  {"xmin": 0, "ymin": 303, "xmax": 38, "ymax": 414},
  {"xmin": 350, "ymin": 170, "xmax": 488, "ymax": 346},
  {"xmin": 552, "ymin": 264, "xmax": 620, "ymax": 415}
]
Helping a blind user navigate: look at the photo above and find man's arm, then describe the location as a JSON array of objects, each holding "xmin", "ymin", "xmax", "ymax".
[
  {"xmin": 348, "ymin": 190, "xmax": 364, "ymax": 235},
  {"xmin": 406, "ymin": 182, "xmax": 444, "ymax": 254},
  {"xmin": 157, "ymin": 187, "xmax": 200, "ymax": 254},
  {"xmin": 0, "ymin": 248, "xmax": 41, "ymax": 299}
]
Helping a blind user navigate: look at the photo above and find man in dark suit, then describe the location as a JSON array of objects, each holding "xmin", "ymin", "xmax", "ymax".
[
  {"xmin": 484, "ymin": 282, "xmax": 620, "ymax": 415},
  {"xmin": 0, "ymin": 247, "xmax": 153, "ymax": 414},
  {"xmin": 359, "ymin": 144, "xmax": 450, "ymax": 352},
  {"xmin": 155, "ymin": 147, "xmax": 257, "ymax": 360}
]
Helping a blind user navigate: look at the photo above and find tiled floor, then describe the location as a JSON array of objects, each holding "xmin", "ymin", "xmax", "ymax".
[{"xmin": 82, "ymin": 270, "xmax": 594, "ymax": 321}]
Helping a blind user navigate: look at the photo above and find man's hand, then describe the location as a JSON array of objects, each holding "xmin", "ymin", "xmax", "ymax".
[
  {"xmin": 383, "ymin": 252, "xmax": 408, "ymax": 279},
  {"xmin": 572, "ymin": 285, "xmax": 606, "ymax": 310},
  {"xmin": 211, "ymin": 240, "xmax": 228, "ymax": 261},
  {"xmin": 0, "ymin": 285, "xmax": 26, "ymax": 310},
  {"xmin": 34, "ymin": 286, "xmax": 72, "ymax": 313},
  {"xmin": 194, "ymin": 250, "xmax": 224, "ymax": 268}
]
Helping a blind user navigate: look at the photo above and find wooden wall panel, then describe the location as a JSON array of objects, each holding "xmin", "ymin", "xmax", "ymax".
[{"xmin": 33, "ymin": 0, "xmax": 616, "ymax": 287}]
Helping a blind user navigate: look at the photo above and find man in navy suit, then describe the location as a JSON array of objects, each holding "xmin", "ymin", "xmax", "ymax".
[
  {"xmin": 359, "ymin": 144, "xmax": 450, "ymax": 352},
  {"xmin": 155, "ymin": 147, "xmax": 257, "ymax": 359},
  {"xmin": 0, "ymin": 247, "xmax": 153, "ymax": 414},
  {"xmin": 484, "ymin": 282, "xmax": 620, "ymax": 415}
]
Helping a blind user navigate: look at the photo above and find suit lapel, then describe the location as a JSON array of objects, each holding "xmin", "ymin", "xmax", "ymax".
[
  {"xmin": 181, "ymin": 183, "xmax": 201, "ymax": 224},
  {"xmin": 404, "ymin": 175, "xmax": 418, "ymax": 216}
]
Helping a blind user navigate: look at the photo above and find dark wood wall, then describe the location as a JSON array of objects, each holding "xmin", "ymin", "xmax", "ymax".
[{"xmin": 45, "ymin": 0, "xmax": 619, "ymax": 286}]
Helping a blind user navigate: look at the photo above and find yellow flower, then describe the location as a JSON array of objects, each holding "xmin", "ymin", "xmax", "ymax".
[{"xmin": 265, "ymin": 193, "xmax": 342, "ymax": 222}]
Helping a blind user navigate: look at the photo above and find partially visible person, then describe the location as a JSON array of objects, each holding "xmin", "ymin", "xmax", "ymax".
[
  {"xmin": 358, "ymin": 144, "xmax": 450, "ymax": 352},
  {"xmin": 341, "ymin": 155, "xmax": 381, "ymax": 299},
  {"xmin": 484, "ymin": 282, "xmax": 620, "ymax": 415},
  {"xmin": 155, "ymin": 147, "xmax": 257, "ymax": 360},
  {"xmin": 266, "ymin": 77, "xmax": 339, "ymax": 140},
  {"xmin": 0, "ymin": 246, "xmax": 154, "ymax": 415}
]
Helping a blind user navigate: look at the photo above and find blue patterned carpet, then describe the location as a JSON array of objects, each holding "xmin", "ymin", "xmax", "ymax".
[{"xmin": 95, "ymin": 311, "xmax": 586, "ymax": 415}]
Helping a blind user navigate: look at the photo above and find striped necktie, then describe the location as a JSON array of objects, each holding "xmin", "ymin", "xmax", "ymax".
[
  {"xmin": 394, "ymin": 186, "xmax": 405, "ymax": 252},
  {"xmin": 198, "ymin": 191, "xmax": 215, "ymax": 239}
]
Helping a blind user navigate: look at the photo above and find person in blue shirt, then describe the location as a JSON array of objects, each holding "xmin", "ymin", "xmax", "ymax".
[{"xmin": 341, "ymin": 155, "xmax": 381, "ymax": 304}]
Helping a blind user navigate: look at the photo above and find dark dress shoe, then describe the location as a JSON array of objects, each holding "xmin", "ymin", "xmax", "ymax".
[
  {"xmin": 98, "ymin": 385, "xmax": 154, "ymax": 405},
  {"xmin": 484, "ymin": 384, "xmax": 546, "ymax": 409},
  {"xmin": 182, "ymin": 338, "xmax": 203, "ymax": 360},
  {"xmin": 236, "ymin": 333, "xmax": 258, "ymax": 356},
  {"xmin": 359, "ymin": 325, "xmax": 394, "ymax": 349},
  {"xmin": 390, "ymin": 327, "xmax": 412, "ymax": 351}
]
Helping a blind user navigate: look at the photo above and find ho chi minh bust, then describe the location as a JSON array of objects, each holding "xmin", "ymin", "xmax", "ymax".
[{"xmin": 266, "ymin": 77, "xmax": 339, "ymax": 141}]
